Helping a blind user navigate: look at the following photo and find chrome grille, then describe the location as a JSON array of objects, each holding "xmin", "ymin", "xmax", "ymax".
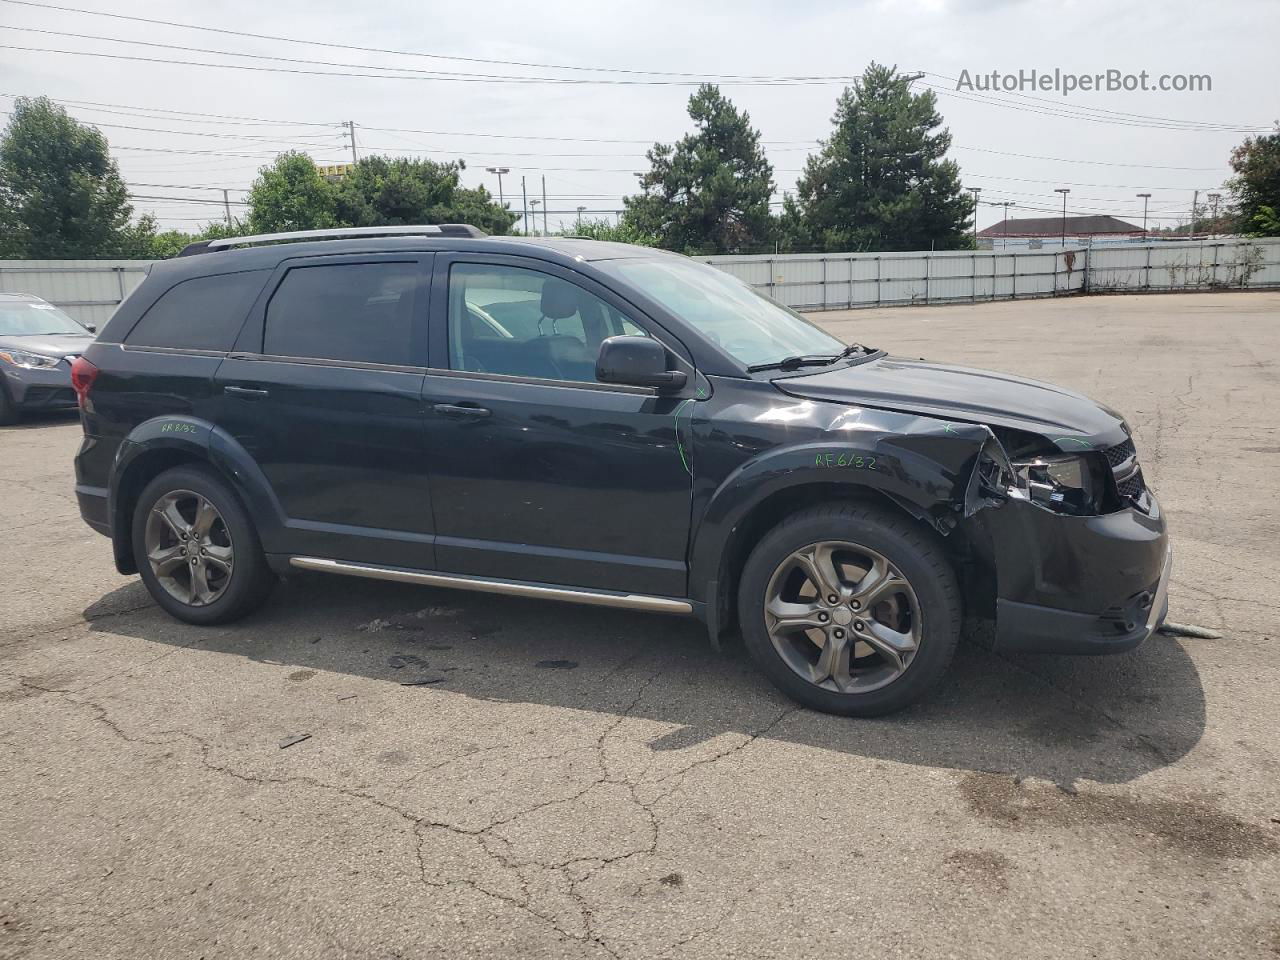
[
  {"xmin": 1103, "ymin": 438, "xmax": 1136, "ymax": 469},
  {"xmin": 1117, "ymin": 470, "xmax": 1146, "ymax": 500},
  {"xmin": 1104, "ymin": 437, "xmax": 1147, "ymax": 503}
]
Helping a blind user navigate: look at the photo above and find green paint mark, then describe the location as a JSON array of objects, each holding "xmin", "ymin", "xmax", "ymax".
[
  {"xmin": 944, "ymin": 424, "xmax": 959, "ymax": 436},
  {"xmin": 160, "ymin": 422, "xmax": 198, "ymax": 435},
  {"xmin": 815, "ymin": 452, "xmax": 877, "ymax": 470},
  {"xmin": 1053, "ymin": 437, "xmax": 1093, "ymax": 449},
  {"xmin": 673, "ymin": 397, "xmax": 697, "ymax": 476}
]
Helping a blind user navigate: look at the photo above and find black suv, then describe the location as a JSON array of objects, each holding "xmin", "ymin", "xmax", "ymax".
[{"xmin": 73, "ymin": 225, "xmax": 1171, "ymax": 716}]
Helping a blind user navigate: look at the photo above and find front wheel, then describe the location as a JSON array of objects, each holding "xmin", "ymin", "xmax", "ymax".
[
  {"xmin": 738, "ymin": 503, "xmax": 961, "ymax": 717},
  {"xmin": 132, "ymin": 464, "xmax": 276, "ymax": 625}
]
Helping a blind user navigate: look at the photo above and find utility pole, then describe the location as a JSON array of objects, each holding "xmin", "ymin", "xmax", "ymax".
[
  {"xmin": 1054, "ymin": 188, "xmax": 1070, "ymax": 246},
  {"xmin": 485, "ymin": 167, "xmax": 509, "ymax": 210},
  {"xmin": 222, "ymin": 189, "xmax": 233, "ymax": 227},
  {"xmin": 1191, "ymin": 189, "xmax": 1199, "ymax": 236},
  {"xmin": 576, "ymin": 205, "xmax": 586, "ymax": 229},
  {"xmin": 1207, "ymin": 192, "xmax": 1221, "ymax": 232},
  {"xmin": 521, "ymin": 176, "xmax": 529, "ymax": 236},
  {"xmin": 530, "ymin": 199, "xmax": 540, "ymax": 235},
  {"xmin": 1001, "ymin": 201, "xmax": 1015, "ymax": 247},
  {"xmin": 346, "ymin": 120, "xmax": 359, "ymax": 164},
  {"xmin": 541, "ymin": 176, "xmax": 549, "ymax": 237},
  {"xmin": 966, "ymin": 186, "xmax": 982, "ymax": 245},
  {"xmin": 1136, "ymin": 193, "xmax": 1152, "ymax": 238}
]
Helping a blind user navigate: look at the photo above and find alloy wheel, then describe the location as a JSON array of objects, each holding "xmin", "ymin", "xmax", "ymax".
[
  {"xmin": 764, "ymin": 540, "xmax": 922, "ymax": 694},
  {"xmin": 143, "ymin": 489, "xmax": 235, "ymax": 606}
]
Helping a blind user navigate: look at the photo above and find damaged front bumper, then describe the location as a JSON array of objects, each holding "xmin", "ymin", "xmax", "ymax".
[{"xmin": 978, "ymin": 495, "xmax": 1171, "ymax": 655}]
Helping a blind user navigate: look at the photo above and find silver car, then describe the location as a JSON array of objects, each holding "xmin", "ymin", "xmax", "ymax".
[{"xmin": 0, "ymin": 293, "xmax": 97, "ymax": 425}]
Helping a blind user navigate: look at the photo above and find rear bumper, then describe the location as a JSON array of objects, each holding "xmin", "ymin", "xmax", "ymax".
[
  {"xmin": 995, "ymin": 546, "xmax": 1172, "ymax": 654},
  {"xmin": 76, "ymin": 483, "xmax": 111, "ymax": 537}
]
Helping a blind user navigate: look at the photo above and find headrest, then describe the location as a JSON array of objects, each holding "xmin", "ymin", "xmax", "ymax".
[{"xmin": 540, "ymin": 279, "xmax": 580, "ymax": 320}]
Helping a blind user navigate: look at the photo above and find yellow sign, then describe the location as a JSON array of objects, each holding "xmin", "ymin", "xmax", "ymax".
[{"xmin": 315, "ymin": 163, "xmax": 355, "ymax": 179}]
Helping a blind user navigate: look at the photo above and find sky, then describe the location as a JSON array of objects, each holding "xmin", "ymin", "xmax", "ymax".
[{"xmin": 1, "ymin": 0, "xmax": 1277, "ymax": 234}]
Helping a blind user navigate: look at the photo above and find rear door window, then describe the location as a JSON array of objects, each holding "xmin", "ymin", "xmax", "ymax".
[
  {"xmin": 263, "ymin": 261, "xmax": 421, "ymax": 366},
  {"xmin": 125, "ymin": 270, "xmax": 267, "ymax": 351}
]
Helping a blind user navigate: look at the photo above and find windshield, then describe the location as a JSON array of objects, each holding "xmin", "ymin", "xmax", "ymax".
[
  {"xmin": 599, "ymin": 258, "xmax": 844, "ymax": 368},
  {"xmin": 0, "ymin": 301, "xmax": 87, "ymax": 337}
]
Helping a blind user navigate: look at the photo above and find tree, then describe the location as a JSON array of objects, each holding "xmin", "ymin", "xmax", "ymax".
[
  {"xmin": 332, "ymin": 156, "xmax": 517, "ymax": 234},
  {"xmin": 623, "ymin": 85, "xmax": 775, "ymax": 254},
  {"xmin": 245, "ymin": 152, "xmax": 337, "ymax": 233},
  {"xmin": 780, "ymin": 63, "xmax": 973, "ymax": 252},
  {"xmin": 120, "ymin": 216, "xmax": 247, "ymax": 259},
  {"xmin": 0, "ymin": 96, "xmax": 134, "ymax": 258},
  {"xmin": 557, "ymin": 217, "xmax": 657, "ymax": 246},
  {"xmin": 1228, "ymin": 125, "xmax": 1280, "ymax": 237}
]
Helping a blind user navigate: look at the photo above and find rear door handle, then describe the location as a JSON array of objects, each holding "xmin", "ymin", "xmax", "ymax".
[
  {"xmin": 224, "ymin": 385, "xmax": 270, "ymax": 400},
  {"xmin": 433, "ymin": 402, "xmax": 491, "ymax": 419}
]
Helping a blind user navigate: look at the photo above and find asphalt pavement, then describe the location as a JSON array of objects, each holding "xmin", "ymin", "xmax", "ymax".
[{"xmin": 2, "ymin": 291, "xmax": 1278, "ymax": 959}]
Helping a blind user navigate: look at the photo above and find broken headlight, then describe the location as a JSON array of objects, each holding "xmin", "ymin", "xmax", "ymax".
[{"xmin": 1009, "ymin": 454, "xmax": 1104, "ymax": 516}]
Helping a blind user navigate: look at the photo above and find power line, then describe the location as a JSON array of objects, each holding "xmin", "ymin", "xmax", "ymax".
[
  {"xmin": 0, "ymin": 37, "xmax": 855, "ymax": 87},
  {"xmin": 0, "ymin": 0, "xmax": 862, "ymax": 81},
  {"xmin": 0, "ymin": 92, "xmax": 339, "ymax": 128},
  {"xmin": 3, "ymin": 92, "xmax": 1238, "ymax": 175},
  {"xmin": 0, "ymin": 110, "xmax": 343, "ymax": 144}
]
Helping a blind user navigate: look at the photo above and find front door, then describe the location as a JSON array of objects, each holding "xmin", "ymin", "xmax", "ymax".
[
  {"xmin": 214, "ymin": 253, "xmax": 436, "ymax": 568},
  {"xmin": 421, "ymin": 254, "xmax": 695, "ymax": 597}
]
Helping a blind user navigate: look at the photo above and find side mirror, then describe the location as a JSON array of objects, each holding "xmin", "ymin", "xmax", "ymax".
[
  {"xmin": 84, "ymin": 323, "xmax": 97, "ymax": 334},
  {"xmin": 596, "ymin": 335, "xmax": 687, "ymax": 392}
]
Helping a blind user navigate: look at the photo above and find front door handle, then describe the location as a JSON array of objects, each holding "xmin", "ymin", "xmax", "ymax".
[
  {"xmin": 433, "ymin": 402, "xmax": 491, "ymax": 419},
  {"xmin": 224, "ymin": 385, "xmax": 270, "ymax": 400}
]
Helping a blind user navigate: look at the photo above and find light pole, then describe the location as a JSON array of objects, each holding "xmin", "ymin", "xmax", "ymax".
[
  {"xmin": 529, "ymin": 199, "xmax": 540, "ymax": 235},
  {"xmin": 1207, "ymin": 192, "xmax": 1221, "ymax": 232},
  {"xmin": 521, "ymin": 176, "xmax": 528, "ymax": 236},
  {"xmin": 967, "ymin": 186, "xmax": 982, "ymax": 245},
  {"xmin": 485, "ymin": 167, "xmax": 509, "ymax": 210},
  {"xmin": 1054, "ymin": 188, "xmax": 1070, "ymax": 246},
  {"xmin": 1001, "ymin": 201, "xmax": 1015, "ymax": 247},
  {"xmin": 1136, "ymin": 193, "xmax": 1151, "ymax": 238}
]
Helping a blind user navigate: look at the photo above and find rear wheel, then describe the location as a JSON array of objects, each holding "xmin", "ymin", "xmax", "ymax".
[
  {"xmin": 132, "ymin": 464, "xmax": 275, "ymax": 625},
  {"xmin": 738, "ymin": 503, "xmax": 960, "ymax": 716}
]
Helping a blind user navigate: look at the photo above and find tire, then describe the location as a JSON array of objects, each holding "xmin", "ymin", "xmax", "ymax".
[
  {"xmin": 0, "ymin": 382, "xmax": 19, "ymax": 426},
  {"xmin": 738, "ymin": 502, "xmax": 961, "ymax": 717},
  {"xmin": 132, "ymin": 464, "xmax": 276, "ymax": 625}
]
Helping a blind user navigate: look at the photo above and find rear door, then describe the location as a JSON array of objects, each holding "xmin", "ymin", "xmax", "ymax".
[{"xmin": 214, "ymin": 252, "xmax": 435, "ymax": 568}]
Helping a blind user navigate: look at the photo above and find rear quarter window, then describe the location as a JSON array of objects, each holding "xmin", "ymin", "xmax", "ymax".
[{"xmin": 124, "ymin": 270, "xmax": 268, "ymax": 352}]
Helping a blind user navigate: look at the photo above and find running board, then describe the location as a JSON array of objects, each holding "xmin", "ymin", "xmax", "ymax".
[{"xmin": 288, "ymin": 556, "xmax": 694, "ymax": 615}]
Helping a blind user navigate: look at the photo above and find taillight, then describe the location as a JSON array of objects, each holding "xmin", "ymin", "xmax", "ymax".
[{"xmin": 70, "ymin": 355, "xmax": 99, "ymax": 409}]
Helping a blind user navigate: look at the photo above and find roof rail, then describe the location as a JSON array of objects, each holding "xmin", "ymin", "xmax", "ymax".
[{"xmin": 176, "ymin": 224, "xmax": 488, "ymax": 257}]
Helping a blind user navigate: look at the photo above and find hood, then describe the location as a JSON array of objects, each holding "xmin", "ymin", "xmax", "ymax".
[
  {"xmin": 0, "ymin": 333, "xmax": 94, "ymax": 358},
  {"xmin": 776, "ymin": 355, "xmax": 1130, "ymax": 450}
]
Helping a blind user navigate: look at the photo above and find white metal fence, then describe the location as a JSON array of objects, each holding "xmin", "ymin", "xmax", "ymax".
[
  {"xmin": 701, "ymin": 237, "xmax": 1280, "ymax": 311},
  {"xmin": 0, "ymin": 259, "xmax": 150, "ymax": 326},
  {"xmin": 1, "ymin": 239, "xmax": 1277, "ymax": 324}
]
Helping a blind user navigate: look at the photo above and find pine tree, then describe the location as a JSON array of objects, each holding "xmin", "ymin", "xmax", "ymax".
[
  {"xmin": 781, "ymin": 64, "xmax": 973, "ymax": 252},
  {"xmin": 623, "ymin": 85, "xmax": 775, "ymax": 254}
]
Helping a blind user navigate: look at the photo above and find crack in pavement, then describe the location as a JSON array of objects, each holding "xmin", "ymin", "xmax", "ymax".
[{"xmin": 2, "ymin": 656, "xmax": 789, "ymax": 960}]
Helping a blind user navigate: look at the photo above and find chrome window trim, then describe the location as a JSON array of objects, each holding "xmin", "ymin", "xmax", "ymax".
[
  {"xmin": 120, "ymin": 344, "xmax": 229, "ymax": 359},
  {"xmin": 424, "ymin": 366, "xmax": 656, "ymax": 396},
  {"xmin": 226, "ymin": 352, "xmax": 426, "ymax": 376}
]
